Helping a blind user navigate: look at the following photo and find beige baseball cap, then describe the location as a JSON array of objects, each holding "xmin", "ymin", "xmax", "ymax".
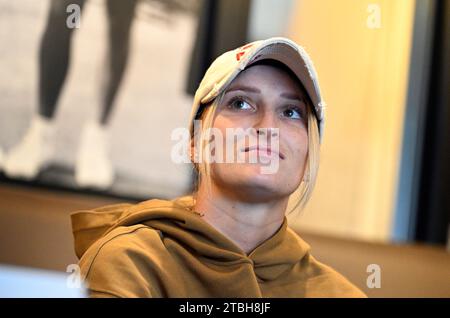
[{"xmin": 189, "ymin": 37, "xmax": 326, "ymax": 141}]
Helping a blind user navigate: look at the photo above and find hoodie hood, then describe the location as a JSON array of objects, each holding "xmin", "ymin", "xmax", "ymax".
[{"xmin": 71, "ymin": 195, "xmax": 311, "ymax": 282}]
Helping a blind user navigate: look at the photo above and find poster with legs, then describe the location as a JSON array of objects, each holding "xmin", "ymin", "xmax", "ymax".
[{"xmin": 0, "ymin": 0, "xmax": 200, "ymax": 199}]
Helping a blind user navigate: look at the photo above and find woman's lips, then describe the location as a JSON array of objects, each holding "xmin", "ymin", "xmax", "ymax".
[{"xmin": 242, "ymin": 146, "xmax": 285, "ymax": 160}]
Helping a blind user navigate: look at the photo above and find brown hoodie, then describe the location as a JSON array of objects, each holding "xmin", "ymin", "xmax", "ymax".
[{"xmin": 71, "ymin": 196, "xmax": 366, "ymax": 298}]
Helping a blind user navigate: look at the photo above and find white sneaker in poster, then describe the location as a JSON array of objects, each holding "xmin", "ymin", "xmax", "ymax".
[
  {"xmin": 75, "ymin": 121, "xmax": 114, "ymax": 189},
  {"xmin": 4, "ymin": 115, "xmax": 55, "ymax": 180}
]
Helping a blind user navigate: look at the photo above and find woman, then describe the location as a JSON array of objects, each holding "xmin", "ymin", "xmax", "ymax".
[{"xmin": 71, "ymin": 37, "xmax": 366, "ymax": 297}]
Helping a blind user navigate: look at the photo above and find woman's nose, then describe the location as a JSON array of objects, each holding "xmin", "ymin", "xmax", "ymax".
[
  {"xmin": 254, "ymin": 111, "xmax": 279, "ymax": 137},
  {"xmin": 256, "ymin": 127, "xmax": 278, "ymax": 137}
]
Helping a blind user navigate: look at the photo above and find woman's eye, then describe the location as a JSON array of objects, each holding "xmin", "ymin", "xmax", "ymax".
[
  {"xmin": 283, "ymin": 107, "xmax": 302, "ymax": 119},
  {"xmin": 229, "ymin": 98, "xmax": 253, "ymax": 111}
]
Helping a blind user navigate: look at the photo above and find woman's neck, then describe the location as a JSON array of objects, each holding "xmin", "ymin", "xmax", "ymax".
[{"xmin": 193, "ymin": 184, "xmax": 288, "ymax": 255}]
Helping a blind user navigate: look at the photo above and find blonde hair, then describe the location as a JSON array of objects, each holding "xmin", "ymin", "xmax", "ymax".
[{"xmin": 190, "ymin": 91, "xmax": 320, "ymax": 215}]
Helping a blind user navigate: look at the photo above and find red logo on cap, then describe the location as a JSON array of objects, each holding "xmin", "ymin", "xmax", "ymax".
[{"xmin": 236, "ymin": 43, "xmax": 254, "ymax": 61}]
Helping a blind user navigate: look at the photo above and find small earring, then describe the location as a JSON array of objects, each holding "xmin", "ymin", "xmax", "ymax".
[{"xmin": 303, "ymin": 172, "xmax": 310, "ymax": 182}]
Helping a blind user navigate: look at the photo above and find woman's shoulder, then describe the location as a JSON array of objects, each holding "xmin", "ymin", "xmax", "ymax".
[
  {"xmin": 71, "ymin": 196, "xmax": 189, "ymax": 259},
  {"xmin": 302, "ymin": 253, "xmax": 368, "ymax": 298},
  {"xmin": 78, "ymin": 223, "xmax": 171, "ymax": 297},
  {"xmin": 286, "ymin": 228, "xmax": 367, "ymax": 298},
  {"xmin": 79, "ymin": 222, "xmax": 168, "ymax": 272}
]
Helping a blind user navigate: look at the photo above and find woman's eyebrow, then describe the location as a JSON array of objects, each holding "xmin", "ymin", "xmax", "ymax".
[
  {"xmin": 224, "ymin": 86, "xmax": 307, "ymax": 103},
  {"xmin": 225, "ymin": 85, "xmax": 261, "ymax": 94},
  {"xmin": 279, "ymin": 92, "xmax": 306, "ymax": 103}
]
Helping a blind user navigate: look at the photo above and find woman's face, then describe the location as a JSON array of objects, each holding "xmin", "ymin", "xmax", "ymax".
[{"xmin": 206, "ymin": 63, "xmax": 309, "ymax": 203}]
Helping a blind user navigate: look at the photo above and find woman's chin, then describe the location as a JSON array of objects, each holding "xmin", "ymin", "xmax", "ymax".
[
  {"xmin": 216, "ymin": 162, "xmax": 279, "ymax": 180},
  {"xmin": 217, "ymin": 165, "xmax": 285, "ymax": 192},
  {"xmin": 242, "ymin": 162, "xmax": 283, "ymax": 178}
]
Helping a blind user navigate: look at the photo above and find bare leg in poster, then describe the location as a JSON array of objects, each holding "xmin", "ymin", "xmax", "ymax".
[{"xmin": 75, "ymin": 0, "xmax": 138, "ymax": 188}]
